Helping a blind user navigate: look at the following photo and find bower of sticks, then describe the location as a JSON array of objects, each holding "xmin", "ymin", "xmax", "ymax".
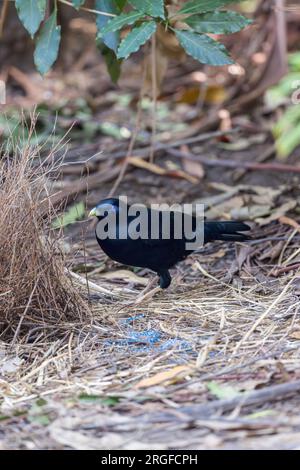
[{"xmin": 1, "ymin": 0, "xmax": 300, "ymax": 450}]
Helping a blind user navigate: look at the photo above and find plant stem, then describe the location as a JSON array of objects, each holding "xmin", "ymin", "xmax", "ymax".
[{"xmin": 57, "ymin": 0, "xmax": 116, "ymax": 18}]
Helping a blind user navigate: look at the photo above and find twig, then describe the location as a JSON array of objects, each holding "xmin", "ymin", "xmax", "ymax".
[
  {"xmin": 10, "ymin": 280, "xmax": 39, "ymax": 347},
  {"xmin": 99, "ymin": 128, "xmax": 241, "ymax": 162},
  {"xmin": 167, "ymin": 148, "xmax": 300, "ymax": 174},
  {"xmin": 0, "ymin": 0, "xmax": 9, "ymax": 37},
  {"xmin": 150, "ymin": 33, "xmax": 157, "ymax": 164},
  {"xmin": 57, "ymin": 0, "xmax": 116, "ymax": 17},
  {"xmin": 233, "ymin": 145, "xmax": 276, "ymax": 181},
  {"xmin": 180, "ymin": 379, "xmax": 300, "ymax": 418},
  {"xmin": 65, "ymin": 268, "xmax": 120, "ymax": 297},
  {"xmin": 273, "ymin": 263, "xmax": 300, "ymax": 276}
]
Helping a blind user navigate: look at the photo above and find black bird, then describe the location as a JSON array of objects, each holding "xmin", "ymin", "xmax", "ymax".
[{"xmin": 89, "ymin": 198, "xmax": 250, "ymax": 290}]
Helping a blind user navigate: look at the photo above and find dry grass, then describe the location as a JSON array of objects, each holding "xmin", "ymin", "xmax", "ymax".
[
  {"xmin": 0, "ymin": 135, "xmax": 88, "ymax": 343},
  {"xmin": 1, "ymin": 268, "xmax": 300, "ymax": 449}
]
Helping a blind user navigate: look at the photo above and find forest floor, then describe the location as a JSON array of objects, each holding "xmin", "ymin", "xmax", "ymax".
[{"xmin": 1, "ymin": 50, "xmax": 300, "ymax": 449}]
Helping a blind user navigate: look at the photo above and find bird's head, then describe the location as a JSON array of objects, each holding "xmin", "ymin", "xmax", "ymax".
[{"xmin": 89, "ymin": 198, "xmax": 120, "ymax": 220}]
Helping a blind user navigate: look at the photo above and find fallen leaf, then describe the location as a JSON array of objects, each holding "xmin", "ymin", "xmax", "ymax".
[
  {"xmin": 0, "ymin": 357, "xmax": 23, "ymax": 375},
  {"xmin": 207, "ymin": 381, "xmax": 240, "ymax": 400},
  {"xmin": 257, "ymin": 200, "xmax": 297, "ymax": 226},
  {"xmin": 52, "ymin": 201, "xmax": 85, "ymax": 229},
  {"xmin": 135, "ymin": 365, "xmax": 193, "ymax": 389},
  {"xmin": 279, "ymin": 215, "xmax": 300, "ymax": 233},
  {"xmin": 259, "ymin": 241, "xmax": 285, "ymax": 261},
  {"xmin": 195, "ymin": 188, "xmax": 240, "ymax": 209},
  {"xmin": 205, "ymin": 196, "xmax": 244, "ymax": 219},
  {"xmin": 231, "ymin": 204, "xmax": 272, "ymax": 221},
  {"xmin": 128, "ymin": 156, "xmax": 198, "ymax": 183},
  {"xmin": 246, "ymin": 409, "xmax": 277, "ymax": 419},
  {"xmin": 181, "ymin": 145, "xmax": 205, "ymax": 179},
  {"xmin": 289, "ymin": 331, "xmax": 300, "ymax": 340}
]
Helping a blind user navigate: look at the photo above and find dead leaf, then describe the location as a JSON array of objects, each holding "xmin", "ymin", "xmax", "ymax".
[
  {"xmin": 128, "ymin": 156, "xmax": 198, "ymax": 183},
  {"xmin": 279, "ymin": 215, "xmax": 300, "ymax": 233},
  {"xmin": 237, "ymin": 245, "xmax": 253, "ymax": 270},
  {"xmin": 231, "ymin": 205, "xmax": 272, "ymax": 221},
  {"xmin": 289, "ymin": 331, "xmax": 300, "ymax": 340},
  {"xmin": 181, "ymin": 145, "xmax": 205, "ymax": 179},
  {"xmin": 195, "ymin": 187, "xmax": 240, "ymax": 209},
  {"xmin": 257, "ymin": 200, "xmax": 297, "ymax": 226},
  {"xmin": 156, "ymin": 24, "xmax": 185, "ymax": 60},
  {"xmin": 176, "ymin": 85, "xmax": 227, "ymax": 105},
  {"xmin": 135, "ymin": 365, "xmax": 194, "ymax": 389},
  {"xmin": 0, "ymin": 356, "xmax": 22, "ymax": 375},
  {"xmin": 205, "ymin": 196, "xmax": 244, "ymax": 219},
  {"xmin": 259, "ymin": 241, "xmax": 285, "ymax": 261}
]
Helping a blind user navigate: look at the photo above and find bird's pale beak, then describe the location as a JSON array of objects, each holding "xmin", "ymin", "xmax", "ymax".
[{"xmin": 88, "ymin": 207, "xmax": 97, "ymax": 218}]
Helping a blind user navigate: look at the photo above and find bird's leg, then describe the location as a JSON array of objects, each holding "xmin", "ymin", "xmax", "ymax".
[{"xmin": 158, "ymin": 270, "xmax": 171, "ymax": 289}]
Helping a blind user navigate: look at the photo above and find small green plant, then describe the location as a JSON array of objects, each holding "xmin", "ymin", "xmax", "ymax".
[
  {"xmin": 14, "ymin": 1, "xmax": 252, "ymax": 80},
  {"xmin": 266, "ymin": 52, "xmax": 300, "ymax": 158}
]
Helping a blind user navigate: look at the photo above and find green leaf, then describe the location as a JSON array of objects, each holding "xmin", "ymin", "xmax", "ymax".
[
  {"xmin": 15, "ymin": 0, "xmax": 46, "ymax": 38},
  {"xmin": 266, "ymin": 72, "xmax": 300, "ymax": 108},
  {"xmin": 36, "ymin": 398, "xmax": 47, "ymax": 407},
  {"xmin": 185, "ymin": 11, "xmax": 252, "ymax": 34},
  {"xmin": 99, "ymin": 44, "xmax": 122, "ymax": 82},
  {"xmin": 78, "ymin": 394, "xmax": 120, "ymax": 406},
  {"xmin": 102, "ymin": 10, "xmax": 145, "ymax": 34},
  {"xmin": 179, "ymin": 0, "xmax": 241, "ymax": 15},
  {"xmin": 175, "ymin": 30, "xmax": 233, "ymax": 65},
  {"xmin": 99, "ymin": 121, "xmax": 130, "ymax": 139},
  {"xmin": 117, "ymin": 21, "xmax": 157, "ymax": 59},
  {"xmin": 96, "ymin": 0, "xmax": 120, "ymax": 53},
  {"xmin": 129, "ymin": 0, "xmax": 165, "ymax": 19},
  {"xmin": 207, "ymin": 381, "xmax": 239, "ymax": 399},
  {"xmin": 52, "ymin": 202, "xmax": 86, "ymax": 229},
  {"xmin": 289, "ymin": 52, "xmax": 300, "ymax": 72},
  {"xmin": 28, "ymin": 413, "xmax": 51, "ymax": 426},
  {"xmin": 246, "ymin": 409, "xmax": 276, "ymax": 419},
  {"xmin": 115, "ymin": 0, "xmax": 127, "ymax": 9},
  {"xmin": 0, "ymin": 415, "xmax": 10, "ymax": 421},
  {"xmin": 273, "ymin": 105, "xmax": 300, "ymax": 158},
  {"xmin": 72, "ymin": 0, "xmax": 85, "ymax": 9},
  {"xmin": 273, "ymin": 104, "xmax": 300, "ymax": 137},
  {"xmin": 34, "ymin": 11, "xmax": 61, "ymax": 75}
]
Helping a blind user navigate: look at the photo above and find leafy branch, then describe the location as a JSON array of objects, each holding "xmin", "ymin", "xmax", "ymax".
[{"xmin": 13, "ymin": 0, "xmax": 252, "ymax": 79}]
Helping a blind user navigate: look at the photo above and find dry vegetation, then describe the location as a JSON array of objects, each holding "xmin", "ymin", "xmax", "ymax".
[{"xmin": 0, "ymin": 131, "xmax": 88, "ymax": 343}]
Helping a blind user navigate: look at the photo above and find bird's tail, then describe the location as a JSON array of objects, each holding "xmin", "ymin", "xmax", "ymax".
[{"xmin": 204, "ymin": 221, "xmax": 251, "ymax": 243}]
